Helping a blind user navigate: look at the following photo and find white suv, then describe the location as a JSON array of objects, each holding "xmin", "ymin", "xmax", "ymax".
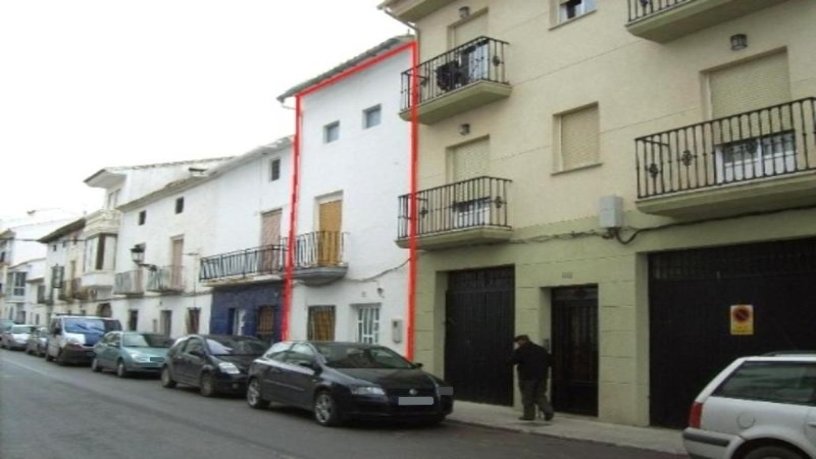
[{"xmin": 683, "ymin": 354, "xmax": 816, "ymax": 459}]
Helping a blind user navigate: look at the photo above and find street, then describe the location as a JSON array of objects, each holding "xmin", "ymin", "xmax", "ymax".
[{"xmin": 0, "ymin": 349, "xmax": 685, "ymax": 459}]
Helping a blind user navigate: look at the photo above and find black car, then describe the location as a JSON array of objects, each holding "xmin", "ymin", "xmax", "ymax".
[
  {"xmin": 160, "ymin": 334, "xmax": 267, "ymax": 397},
  {"xmin": 246, "ymin": 341, "xmax": 454, "ymax": 426}
]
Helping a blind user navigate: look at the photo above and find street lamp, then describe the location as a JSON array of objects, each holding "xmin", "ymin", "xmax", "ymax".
[{"xmin": 130, "ymin": 245, "xmax": 157, "ymax": 271}]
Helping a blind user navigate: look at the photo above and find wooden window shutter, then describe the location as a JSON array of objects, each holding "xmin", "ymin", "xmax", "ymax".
[
  {"xmin": 560, "ymin": 104, "xmax": 600, "ymax": 170},
  {"xmin": 451, "ymin": 138, "xmax": 489, "ymax": 182},
  {"xmin": 710, "ymin": 52, "xmax": 791, "ymax": 119}
]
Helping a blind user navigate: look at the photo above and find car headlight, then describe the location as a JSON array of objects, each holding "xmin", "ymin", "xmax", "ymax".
[
  {"xmin": 350, "ymin": 386, "xmax": 386, "ymax": 396},
  {"xmin": 130, "ymin": 353, "xmax": 151, "ymax": 363},
  {"xmin": 437, "ymin": 386, "xmax": 454, "ymax": 396},
  {"xmin": 218, "ymin": 362, "xmax": 241, "ymax": 375}
]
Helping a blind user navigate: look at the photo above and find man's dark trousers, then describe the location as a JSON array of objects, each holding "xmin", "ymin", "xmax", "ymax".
[{"xmin": 519, "ymin": 378, "xmax": 554, "ymax": 420}]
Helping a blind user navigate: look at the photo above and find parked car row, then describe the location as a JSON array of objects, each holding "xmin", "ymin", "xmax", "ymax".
[{"xmin": 4, "ymin": 314, "xmax": 455, "ymax": 427}]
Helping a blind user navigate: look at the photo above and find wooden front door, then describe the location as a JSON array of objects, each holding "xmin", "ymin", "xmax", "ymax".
[
  {"xmin": 260, "ymin": 210, "xmax": 282, "ymax": 272},
  {"xmin": 318, "ymin": 200, "xmax": 342, "ymax": 266}
]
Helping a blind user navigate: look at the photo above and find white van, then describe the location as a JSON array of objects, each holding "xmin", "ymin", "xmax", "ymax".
[{"xmin": 45, "ymin": 315, "xmax": 122, "ymax": 365}]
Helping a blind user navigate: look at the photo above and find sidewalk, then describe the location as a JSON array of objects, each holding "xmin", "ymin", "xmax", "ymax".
[{"xmin": 448, "ymin": 401, "xmax": 687, "ymax": 455}]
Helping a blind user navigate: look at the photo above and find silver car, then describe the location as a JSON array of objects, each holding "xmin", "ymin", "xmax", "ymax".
[
  {"xmin": 25, "ymin": 326, "xmax": 49, "ymax": 357},
  {"xmin": 683, "ymin": 354, "xmax": 816, "ymax": 459},
  {"xmin": 1, "ymin": 324, "xmax": 37, "ymax": 351}
]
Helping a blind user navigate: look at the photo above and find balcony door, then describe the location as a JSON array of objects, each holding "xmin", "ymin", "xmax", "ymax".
[
  {"xmin": 448, "ymin": 139, "xmax": 490, "ymax": 230},
  {"xmin": 318, "ymin": 200, "xmax": 342, "ymax": 266},
  {"xmin": 260, "ymin": 210, "xmax": 282, "ymax": 272},
  {"xmin": 452, "ymin": 11, "xmax": 488, "ymax": 84},
  {"xmin": 171, "ymin": 238, "xmax": 184, "ymax": 290}
]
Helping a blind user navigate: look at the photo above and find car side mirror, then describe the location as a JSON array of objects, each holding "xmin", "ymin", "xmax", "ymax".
[{"xmin": 412, "ymin": 362, "xmax": 424, "ymax": 369}]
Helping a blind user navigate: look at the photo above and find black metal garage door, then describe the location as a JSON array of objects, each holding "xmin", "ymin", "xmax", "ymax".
[
  {"xmin": 445, "ymin": 266, "xmax": 515, "ymax": 406},
  {"xmin": 649, "ymin": 238, "xmax": 816, "ymax": 428}
]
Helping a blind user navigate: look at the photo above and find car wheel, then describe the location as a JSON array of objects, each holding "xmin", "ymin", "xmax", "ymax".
[
  {"xmin": 246, "ymin": 378, "xmax": 268, "ymax": 409},
  {"xmin": 55, "ymin": 350, "xmax": 67, "ymax": 366},
  {"xmin": 91, "ymin": 358, "xmax": 102, "ymax": 373},
  {"xmin": 200, "ymin": 373, "xmax": 217, "ymax": 397},
  {"xmin": 313, "ymin": 391, "xmax": 341, "ymax": 427},
  {"xmin": 45, "ymin": 351, "xmax": 54, "ymax": 362},
  {"xmin": 160, "ymin": 367, "xmax": 177, "ymax": 388},
  {"xmin": 744, "ymin": 445, "xmax": 804, "ymax": 459},
  {"xmin": 116, "ymin": 360, "xmax": 129, "ymax": 378}
]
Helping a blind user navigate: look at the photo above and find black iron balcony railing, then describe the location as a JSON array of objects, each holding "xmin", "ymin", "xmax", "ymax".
[
  {"xmin": 627, "ymin": 0, "xmax": 690, "ymax": 22},
  {"xmin": 397, "ymin": 176, "xmax": 511, "ymax": 239},
  {"xmin": 400, "ymin": 36, "xmax": 509, "ymax": 111},
  {"xmin": 636, "ymin": 98, "xmax": 816, "ymax": 199},
  {"xmin": 286, "ymin": 231, "xmax": 346, "ymax": 268},
  {"xmin": 147, "ymin": 265, "xmax": 184, "ymax": 293},
  {"xmin": 199, "ymin": 245, "xmax": 285, "ymax": 281}
]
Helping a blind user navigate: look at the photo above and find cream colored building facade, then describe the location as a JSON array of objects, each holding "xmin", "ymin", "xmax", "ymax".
[{"xmin": 381, "ymin": 0, "xmax": 816, "ymax": 427}]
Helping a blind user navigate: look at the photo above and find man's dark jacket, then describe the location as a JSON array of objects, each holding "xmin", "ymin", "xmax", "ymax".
[{"xmin": 510, "ymin": 342, "xmax": 552, "ymax": 380}]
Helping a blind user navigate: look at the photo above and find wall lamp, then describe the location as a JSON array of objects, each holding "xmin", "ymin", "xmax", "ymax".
[
  {"xmin": 730, "ymin": 34, "xmax": 748, "ymax": 51},
  {"xmin": 459, "ymin": 6, "xmax": 470, "ymax": 19},
  {"xmin": 459, "ymin": 123, "xmax": 471, "ymax": 136},
  {"xmin": 130, "ymin": 245, "xmax": 157, "ymax": 271}
]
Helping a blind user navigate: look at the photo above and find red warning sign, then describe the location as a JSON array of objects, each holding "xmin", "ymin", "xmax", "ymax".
[{"xmin": 730, "ymin": 305, "xmax": 754, "ymax": 336}]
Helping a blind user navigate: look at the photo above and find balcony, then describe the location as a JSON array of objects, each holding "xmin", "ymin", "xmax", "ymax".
[
  {"xmin": 379, "ymin": 0, "xmax": 457, "ymax": 22},
  {"xmin": 70, "ymin": 278, "xmax": 90, "ymax": 301},
  {"xmin": 396, "ymin": 176, "xmax": 512, "ymax": 250},
  {"xmin": 400, "ymin": 37, "xmax": 511, "ymax": 125},
  {"xmin": 146, "ymin": 265, "xmax": 185, "ymax": 294},
  {"xmin": 626, "ymin": 0, "xmax": 790, "ymax": 43},
  {"xmin": 636, "ymin": 98, "xmax": 816, "ymax": 218},
  {"xmin": 286, "ymin": 231, "xmax": 347, "ymax": 286},
  {"xmin": 82, "ymin": 270, "xmax": 115, "ymax": 289},
  {"xmin": 114, "ymin": 270, "xmax": 144, "ymax": 296},
  {"xmin": 200, "ymin": 245, "xmax": 285, "ymax": 284}
]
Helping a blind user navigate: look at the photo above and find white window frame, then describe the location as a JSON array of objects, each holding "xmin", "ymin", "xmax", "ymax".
[
  {"xmin": 452, "ymin": 197, "xmax": 491, "ymax": 229},
  {"xmin": 324, "ymin": 121, "xmax": 340, "ymax": 143},
  {"xmin": 715, "ymin": 131, "xmax": 796, "ymax": 183},
  {"xmin": 355, "ymin": 304, "xmax": 380, "ymax": 344},
  {"xmin": 559, "ymin": 0, "xmax": 596, "ymax": 23},
  {"xmin": 363, "ymin": 105, "xmax": 382, "ymax": 129}
]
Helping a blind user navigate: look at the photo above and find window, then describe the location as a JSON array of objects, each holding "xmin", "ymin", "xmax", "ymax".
[
  {"xmin": 557, "ymin": 104, "xmax": 600, "ymax": 171},
  {"xmin": 128, "ymin": 310, "xmax": 138, "ymax": 331},
  {"xmin": 138, "ymin": 210, "xmax": 146, "ymax": 225},
  {"xmin": 175, "ymin": 197, "xmax": 184, "ymax": 214},
  {"xmin": 285, "ymin": 343, "xmax": 316, "ymax": 366},
  {"xmin": 716, "ymin": 131, "xmax": 796, "ymax": 183},
  {"xmin": 184, "ymin": 338, "xmax": 204, "ymax": 355},
  {"xmin": 10, "ymin": 272, "xmax": 26, "ymax": 297},
  {"xmin": 558, "ymin": 0, "xmax": 595, "ymax": 23},
  {"xmin": 355, "ymin": 304, "xmax": 380, "ymax": 344},
  {"xmin": 160, "ymin": 310, "xmax": 172, "ymax": 336},
  {"xmin": 106, "ymin": 189, "xmax": 120, "ymax": 209},
  {"xmin": 708, "ymin": 52, "xmax": 790, "ymax": 119},
  {"xmin": 186, "ymin": 308, "xmax": 200, "ymax": 334},
  {"xmin": 324, "ymin": 121, "xmax": 340, "ymax": 143},
  {"xmin": 264, "ymin": 342, "xmax": 291, "ymax": 361},
  {"xmin": 714, "ymin": 362, "xmax": 816, "ymax": 405},
  {"xmin": 449, "ymin": 137, "xmax": 489, "ymax": 182},
  {"xmin": 270, "ymin": 158, "xmax": 281, "ymax": 181},
  {"xmin": 307, "ymin": 306, "xmax": 336, "ymax": 341},
  {"xmin": 363, "ymin": 105, "xmax": 381, "ymax": 129}
]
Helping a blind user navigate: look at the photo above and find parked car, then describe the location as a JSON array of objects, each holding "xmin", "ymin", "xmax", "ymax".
[
  {"xmin": 683, "ymin": 353, "xmax": 816, "ymax": 459},
  {"xmin": 1, "ymin": 318, "xmax": 15, "ymax": 334},
  {"xmin": 45, "ymin": 315, "xmax": 122, "ymax": 365},
  {"xmin": 160, "ymin": 334, "xmax": 267, "ymax": 397},
  {"xmin": 246, "ymin": 341, "xmax": 454, "ymax": 427},
  {"xmin": 25, "ymin": 327, "xmax": 49, "ymax": 356},
  {"xmin": 1, "ymin": 324, "xmax": 37, "ymax": 350},
  {"xmin": 92, "ymin": 331, "xmax": 174, "ymax": 377}
]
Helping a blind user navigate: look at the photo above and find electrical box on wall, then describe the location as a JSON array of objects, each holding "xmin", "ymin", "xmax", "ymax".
[
  {"xmin": 598, "ymin": 195, "xmax": 624, "ymax": 229},
  {"xmin": 391, "ymin": 319, "xmax": 403, "ymax": 343}
]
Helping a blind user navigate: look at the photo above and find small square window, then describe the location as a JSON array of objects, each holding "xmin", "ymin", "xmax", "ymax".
[
  {"xmin": 363, "ymin": 105, "xmax": 381, "ymax": 129},
  {"xmin": 270, "ymin": 158, "xmax": 281, "ymax": 181},
  {"xmin": 324, "ymin": 121, "xmax": 340, "ymax": 143},
  {"xmin": 559, "ymin": 0, "xmax": 595, "ymax": 23},
  {"xmin": 138, "ymin": 210, "xmax": 146, "ymax": 225},
  {"xmin": 175, "ymin": 197, "xmax": 184, "ymax": 214}
]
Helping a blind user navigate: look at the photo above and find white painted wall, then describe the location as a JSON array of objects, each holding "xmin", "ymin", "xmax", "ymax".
[{"xmin": 288, "ymin": 45, "xmax": 413, "ymax": 354}]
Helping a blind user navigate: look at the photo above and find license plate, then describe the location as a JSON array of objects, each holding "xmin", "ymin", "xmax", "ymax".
[{"xmin": 398, "ymin": 396, "xmax": 434, "ymax": 406}]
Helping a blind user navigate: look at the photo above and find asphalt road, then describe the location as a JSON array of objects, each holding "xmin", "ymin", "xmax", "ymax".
[{"xmin": 0, "ymin": 349, "xmax": 686, "ymax": 459}]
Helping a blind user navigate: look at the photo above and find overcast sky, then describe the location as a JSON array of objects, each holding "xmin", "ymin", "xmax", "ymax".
[{"xmin": 0, "ymin": 0, "xmax": 408, "ymax": 218}]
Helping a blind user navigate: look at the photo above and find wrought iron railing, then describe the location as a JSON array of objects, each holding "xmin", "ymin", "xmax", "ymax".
[
  {"xmin": 627, "ymin": 0, "xmax": 692, "ymax": 22},
  {"xmin": 397, "ymin": 176, "xmax": 511, "ymax": 239},
  {"xmin": 70, "ymin": 278, "xmax": 90, "ymax": 300},
  {"xmin": 285, "ymin": 232, "xmax": 346, "ymax": 268},
  {"xmin": 147, "ymin": 265, "xmax": 184, "ymax": 292},
  {"xmin": 199, "ymin": 245, "xmax": 285, "ymax": 281},
  {"xmin": 400, "ymin": 36, "xmax": 509, "ymax": 111},
  {"xmin": 114, "ymin": 270, "xmax": 144, "ymax": 295},
  {"xmin": 636, "ymin": 98, "xmax": 816, "ymax": 199}
]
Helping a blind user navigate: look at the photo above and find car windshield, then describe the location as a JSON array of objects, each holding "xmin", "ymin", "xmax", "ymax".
[
  {"xmin": 63, "ymin": 318, "xmax": 112, "ymax": 334},
  {"xmin": 11, "ymin": 325, "xmax": 36, "ymax": 334},
  {"xmin": 315, "ymin": 344, "xmax": 414, "ymax": 369},
  {"xmin": 206, "ymin": 337, "xmax": 266, "ymax": 356},
  {"xmin": 123, "ymin": 333, "xmax": 173, "ymax": 348}
]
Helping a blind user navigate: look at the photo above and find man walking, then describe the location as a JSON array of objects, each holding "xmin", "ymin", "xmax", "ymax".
[{"xmin": 510, "ymin": 334, "xmax": 554, "ymax": 421}]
